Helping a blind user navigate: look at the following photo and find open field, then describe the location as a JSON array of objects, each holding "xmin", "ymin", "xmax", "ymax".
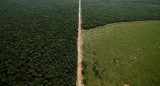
[
  {"xmin": 0, "ymin": 0, "xmax": 78, "ymax": 85},
  {"xmin": 82, "ymin": 0, "xmax": 160, "ymax": 29},
  {"xmin": 82, "ymin": 21, "xmax": 160, "ymax": 86}
]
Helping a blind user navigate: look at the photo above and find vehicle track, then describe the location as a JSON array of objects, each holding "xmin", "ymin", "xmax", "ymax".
[{"xmin": 76, "ymin": 0, "xmax": 83, "ymax": 85}]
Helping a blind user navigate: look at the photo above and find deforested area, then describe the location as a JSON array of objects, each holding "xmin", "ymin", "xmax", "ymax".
[
  {"xmin": 82, "ymin": 21, "xmax": 160, "ymax": 86},
  {"xmin": 0, "ymin": 0, "xmax": 78, "ymax": 85},
  {"xmin": 82, "ymin": 0, "xmax": 160, "ymax": 29}
]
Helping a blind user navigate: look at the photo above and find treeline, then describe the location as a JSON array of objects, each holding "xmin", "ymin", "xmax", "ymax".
[
  {"xmin": 82, "ymin": 0, "xmax": 160, "ymax": 29},
  {"xmin": 0, "ymin": 0, "xmax": 78, "ymax": 86}
]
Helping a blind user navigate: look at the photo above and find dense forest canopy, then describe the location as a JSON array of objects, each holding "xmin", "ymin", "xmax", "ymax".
[
  {"xmin": 82, "ymin": 0, "xmax": 160, "ymax": 29},
  {"xmin": 0, "ymin": 0, "xmax": 78, "ymax": 85}
]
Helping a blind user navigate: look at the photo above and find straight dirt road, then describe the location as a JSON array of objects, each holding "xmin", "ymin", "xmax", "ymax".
[{"xmin": 76, "ymin": 0, "xmax": 83, "ymax": 85}]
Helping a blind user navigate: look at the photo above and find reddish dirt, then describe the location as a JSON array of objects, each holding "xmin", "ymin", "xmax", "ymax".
[{"xmin": 76, "ymin": 0, "xmax": 83, "ymax": 86}]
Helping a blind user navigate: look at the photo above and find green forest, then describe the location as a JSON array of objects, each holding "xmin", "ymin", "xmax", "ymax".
[
  {"xmin": 82, "ymin": 0, "xmax": 160, "ymax": 29},
  {"xmin": 0, "ymin": 0, "xmax": 78, "ymax": 85},
  {"xmin": 1, "ymin": 0, "xmax": 160, "ymax": 86}
]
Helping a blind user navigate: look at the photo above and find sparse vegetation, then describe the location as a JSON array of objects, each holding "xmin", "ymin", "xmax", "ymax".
[{"xmin": 82, "ymin": 21, "xmax": 160, "ymax": 86}]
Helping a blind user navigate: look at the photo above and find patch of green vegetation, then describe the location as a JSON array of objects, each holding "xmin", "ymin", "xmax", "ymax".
[
  {"xmin": 82, "ymin": 0, "xmax": 160, "ymax": 29},
  {"xmin": 0, "ymin": 0, "xmax": 78, "ymax": 85},
  {"xmin": 82, "ymin": 21, "xmax": 160, "ymax": 86}
]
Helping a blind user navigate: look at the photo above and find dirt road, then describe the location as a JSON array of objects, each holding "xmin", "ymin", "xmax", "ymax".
[{"xmin": 76, "ymin": 0, "xmax": 83, "ymax": 86}]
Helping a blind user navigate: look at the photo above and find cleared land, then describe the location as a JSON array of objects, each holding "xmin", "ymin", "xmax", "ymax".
[{"xmin": 82, "ymin": 21, "xmax": 160, "ymax": 86}]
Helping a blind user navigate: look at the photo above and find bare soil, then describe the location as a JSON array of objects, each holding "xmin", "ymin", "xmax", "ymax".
[{"xmin": 76, "ymin": 0, "xmax": 83, "ymax": 86}]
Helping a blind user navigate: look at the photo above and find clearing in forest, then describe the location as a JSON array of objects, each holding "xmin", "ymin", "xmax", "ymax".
[{"xmin": 82, "ymin": 21, "xmax": 160, "ymax": 86}]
